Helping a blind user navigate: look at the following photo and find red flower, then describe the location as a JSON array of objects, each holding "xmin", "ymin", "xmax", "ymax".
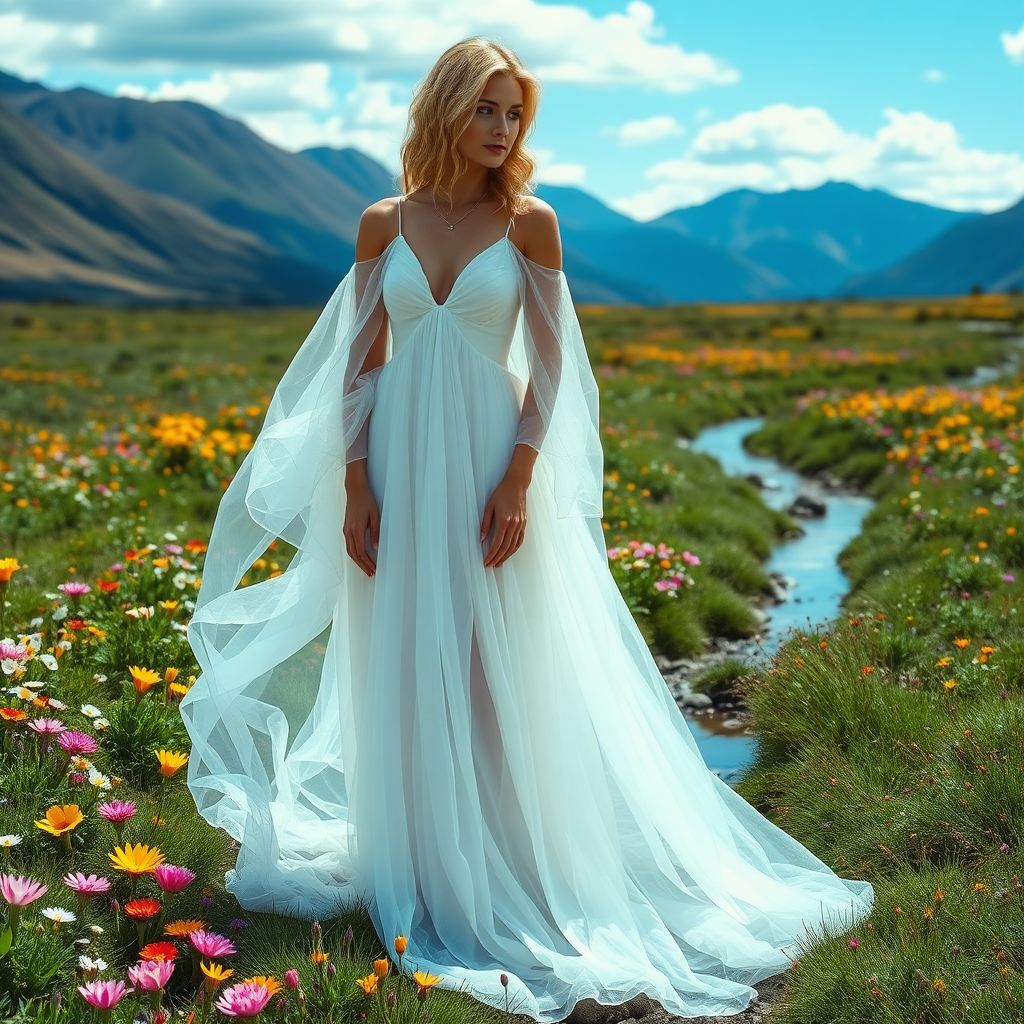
[
  {"xmin": 66, "ymin": 620, "xmax": 86, "ymax": 630},
  {"xmin": 97, "ymin": 580, "xmax": 120, "ymax": 593}
]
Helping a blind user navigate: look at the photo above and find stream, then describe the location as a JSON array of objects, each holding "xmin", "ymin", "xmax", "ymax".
[
  {"xmin": 677, "ymin": 417, "xmax": 874, "ymax": 785},
  {"xmin": 673, "ymin": 326, "xmax": 1024, "ymax": 787}
]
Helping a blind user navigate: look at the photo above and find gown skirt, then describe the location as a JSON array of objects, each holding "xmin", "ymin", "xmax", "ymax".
[{"xmin": 181, "ymin": 223, "xmax": 875, "ymax": 1023}]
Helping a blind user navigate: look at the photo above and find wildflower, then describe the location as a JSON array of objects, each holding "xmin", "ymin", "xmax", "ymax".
[
  {"xmin": 244, "ymin": 976, "xmax": 282, "ymax": 995},
  {"xmin": 943, "ymin": 679, "xmax": 958, "ymax": 689},
  {"xmin": 0, "ymin": 558, "xmax": 21, "ymax": 582},
  {"xmin": 953, "ymin": 638, "xmax": 970, "ymax": 649},
  {"xmin": 311, "ymin": 950, "xmax": 329, "ymax": 965},
  {"xmin": 128, "ymin": 959, "xmax": 175, "ymax": 991},
  {"xmin": 77, "ymin": 979, "xmax": 134, "ymax": 1015},
  {"xmin": 58, "ymin": 582, "xmax": 91, "ymax": 599},
  {"xmin": 356, "ymin": 974, "xmax": 379, "ymax": 995},
  {"xmin": 129, "ymin": 666, "xmax": 161, "ymax": 696},
  {"xmin": 973, "ymin": 883, "xmax": 987, "ymax": 892},
  {"xmin": 63, "ymin": 873, "xmax": 112, "ymax": 904},
  {"xmin": 228, "ymin": 917, "xmax": 246, "ymax": 932},
  {"xmin": 164, "ymin": 918, "xmax": 205, "ymax": 937},
  {"xmin": 413, "ymin": 970, "xmax": 442, "ymax": 999},
  {"xmin": 57, "ymin": 730, "xmax": 98, "ymax": 755},
  {"xmin": 154, "ymin": 863, "xmax": 196, "ymax": 895},
  {"xmin": 96, "ymin": 580, "xmax": 120, "ymax": 593},
  {"xmin": 125, "ymin": 898, "xmax": 162, "ymax": 920},
  {"xmin": 140, "ymin": 941, "xmax": 179, "ymax": 961},
  {"xmin": 34, "ymin": 804, "xmax": 84, "ymax": 852},
  {"xmin": 189, "ymin": 929, "xmax": 237, "ymax": 958},
  {"xmin": 849, "ymin": 938, "xmax": 859, "ymax": 949},
  {"xmin": 78, "ymin": 955, "xmax": 108, "ymax": 977},
  {"xmin": 284, "ymin": 969, "xmax": 299, "ymax": 990},
  {"xmin": 0, "ymin": 707, "xmax": 28, "ymax": 724},
  {"xmin": 155, "ymin": 749, "xmax": 188, "ymax": 777},
  {"xmin": 40, "ymin": 906, "xmax": 77, "ymax": 928},
  {"xmin": 933, "ymin": 978, "xmax": 947, "ymax": 994},
  {"xmin": 109, "ymin": 842, "xmax": 165, "ymax": 878},
  {"xmin": 0, "ymin": 834, "xmax": 23, "ymax": 850},
  {"xmin": 394, "ymin": 935, "xmax": 408, "ymax": 954},
  {"xmin": 214, "ymin": 981, "xmax": 273, "ymax": 1017},
  {"xmin": 202, "ymin": 960, "xmax": 234, "ymax": 989},
  {"xmin": 935, "ymin": 657, "xmax": 952, "ymax": 667}
]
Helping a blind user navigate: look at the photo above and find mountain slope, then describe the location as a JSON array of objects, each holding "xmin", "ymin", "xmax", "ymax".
[
  {"xmin": 0, "ymin": 98, "xmax": 339, "ymax": 305},
  {"xmin": 837, "ymin": 195, "xmax": 1024, "ymax": 297}
]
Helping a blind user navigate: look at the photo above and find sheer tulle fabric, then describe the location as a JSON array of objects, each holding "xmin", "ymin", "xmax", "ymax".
[{"xmin": 181, "ymin": 234, "xmax": 874, "ymax": 1022}]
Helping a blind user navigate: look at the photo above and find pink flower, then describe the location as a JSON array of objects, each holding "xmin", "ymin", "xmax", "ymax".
[
  {"xmin": 63, "ymin": 872, "xmax": 112, "ymax": 900},
  {"xmin": 284, "ymin": 969, "xmax": 299, "ymax": 990},
  {"xmin": 28, "ymin": 718, "xmax": 65, "ymax": 736},
  {"xmin": 0, "ymin": 642, "xmax": 29, "ymax": 661},
  {"xmin": 849, "ymin": 938, "xmax": 859, "ymax": 949},
  {"xmin": 188, "ymin": 929, "xmax": 237, "ymax": 958},
  {"xmin": 215, "ymin": 981, "xmax": 273, "ymax": 1017},
  {"xmin": 97, "ymin": 800, "xmax": 136, "ymax": 823},
  {"xmin": 1003, "ymin": 574, "xmax": 1016, "ymax": 583},
  {"xmin": 0, "ymin": 873, "xmax": 49, "ymax": 907},
  {"xmin": 128, "ymin": 959, "xmax": 175, "ymax": 991},
  {"xmin": 682, "ymin": 551, "xmax": 701, "ymax": 566},
  {"xmin": 57, "ymin": 731, "xmax": 98, "ymax": 755},
  {"xmin": 77, "ymin": 980, "xmax": 134, "ymax": 1010},
  {"xmin": 153, "ymin": 864, "xmax": 196, "ymax": 895},
  {"xmin": 58, "ymin": 582, "xmax": 91, "ymax": 598}
]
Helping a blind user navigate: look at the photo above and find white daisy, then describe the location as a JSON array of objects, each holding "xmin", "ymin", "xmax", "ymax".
[
  {"xmin": 39, "ymin": 654, "xmax": 59, "ymax": 672},
  {"xmin": 78, "ymin": 954, "xmax": 107, "ymax": 974},
  {"xmin": 93, "ymin": 718, "xmax": 110, "ymax": 731},
  {"xmin": 40, "ymin": 907, "xmax": 77, "ymax": 926},
  {"xmin": 87, "ymin": 767, "xmax": 112, "ymax": 791},
  {"xmin": 93, "ymin": 674, "xmax": 108, "ymax": 685},
  {"xmin": 80, "ymin": 704, "xmax": 103, "ymax": 718},
  {"xmin": 0, "ymin": 834, "xmax": 23, "ymax": 848}
]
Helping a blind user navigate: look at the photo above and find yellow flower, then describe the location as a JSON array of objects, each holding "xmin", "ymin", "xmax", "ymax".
[
  {"xmin": 413, "ymin": 970, "xmax": 442, "ymax": 989},
  {"xmin": 34, "ymin": 804, "xmax": 84, "ymax": 837},
  {"xmin": 953, "ymin": 638, "xmax": 970, "ymax": 649},
  {"xmin": 202, "ymin": 961, "xmax": 233, "ymax": 988},
  {"xmin": 923, "ymin": 906, "xmax": 933, "ymax": 918},
  {"xmin": 935, "ymin": 657, "xmax": 952, "ymax": 667},
  {"xmin": 356, "ymin": 974, "xmax": 379, "ymax": 995},
  {"xmin": 244, "ymin": 976, "xmax": 282, "ymax": 995},
  {"xmin": 0, "ymin": 558, "xmax": 22, "ymax": 583},
  {"xmin": 164, "ymin": 667, "xmax": 179, "ymax": 683},
  {"xmin": 934, "ymin": 888, "xmax": 945, "ymax": 903},
  {"xmin": 310, "ymin": 950, "xmax": 329, "ymax": 965},
  {"xmin": 373, "ymin": 958, "xmax": 389, "ymax": 978},
  {"xmin": 943, "ymin": 679, "xmax": 958, "ymax": 689},
  {"xmin": 155, "ymin": 749, "xmax": 189, "ymax": 777},
  {"xmin": 169, "ymin": 682, "xmax": 190, "ymax": 697},
  {"xmin": 129, "ymin": 666, "xmax": 161, "ymax": 694},
  {"xmin": 973, "ymin": 883, "xmax": 987, "ymax": 893},
  {"xmin": 933, "ymin": 978, "xmax": 946, "ymax": 994},
  {"xmin": 109, "ymin": 842, "xmax": 165, "ymax": 877}
]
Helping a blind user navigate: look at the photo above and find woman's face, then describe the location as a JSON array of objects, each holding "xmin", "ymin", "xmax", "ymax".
[{"xmin": 456, "ymin": 71, "xmax": 523, "ymax": 172}]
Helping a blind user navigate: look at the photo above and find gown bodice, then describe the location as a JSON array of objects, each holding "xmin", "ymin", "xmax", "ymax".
[{"xmin": 382, "ymin": 213, "xmax": 521, "ymax": 369}]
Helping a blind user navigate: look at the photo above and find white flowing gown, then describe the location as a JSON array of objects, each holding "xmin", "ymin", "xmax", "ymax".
[{"xmin": 181, "ymin": 197, "xmax": 874, "ymax": 1022}]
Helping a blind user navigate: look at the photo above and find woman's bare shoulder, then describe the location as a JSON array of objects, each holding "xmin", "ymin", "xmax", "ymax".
[
  {"xmin": 512, "ymin": 195, "xmax": 561, "ymax": 270},
  {"xmin": 356, "ymin": 196, "xmax": 402, "ymax": 262}
]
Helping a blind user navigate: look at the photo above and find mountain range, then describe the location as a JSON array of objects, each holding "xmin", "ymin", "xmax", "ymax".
[{"xmin": 1, "ymin": 68, "xmax": 1020, "ymax": 307}]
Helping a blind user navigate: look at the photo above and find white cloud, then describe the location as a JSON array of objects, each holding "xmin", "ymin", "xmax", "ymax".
[
  {"xmin": 923, "ymin": 68, "xmax": 945, "ymax": 82},
  {"xmin": 538, "ymin": 162, "xmax": 587, "ymax": 185},
  {"xmin": 0, "ymin": 12, "xmax": 61, "ymax": 79},
  {"xmin": 0, "ymin": 0, "xmax": 737, "ymax": 93},
  {"xmin": 612, "ymin": 103, "xmax": 1024, "ymax": 219},
  {"xmin": 1001, "ymin": 23, "xmax": 1024, "ymax": 63},
  {"xmin": 605, "ymin": 114, "xmax": 685, "ymax": 146}
]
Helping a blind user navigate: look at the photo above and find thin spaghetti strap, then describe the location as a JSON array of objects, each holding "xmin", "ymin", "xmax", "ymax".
[
  {"xmin": 504, "ymin": 216, "xmax": 513, "ymax": 238},
  {"xmin": 397, "ymin": 195, "xmax": 404, "ymax": 238}
]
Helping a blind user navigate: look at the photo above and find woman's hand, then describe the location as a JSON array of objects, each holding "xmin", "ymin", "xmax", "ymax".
[
  {"xmin": 480, "ymin": 467, "xmax": 530, "ymax": 568},
  {"xmin": 344, "ymin": 461, "xmax": 380, "ymax": 577}
]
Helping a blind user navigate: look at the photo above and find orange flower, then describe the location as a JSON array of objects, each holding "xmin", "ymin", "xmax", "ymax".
[
  {"xmin": 164, "ymin": 919, "xmax": 206, "ymax": 937},
  {"xmin": 244, "ymin": 976, "xmax": 282, "ymax": 995},
  {"xmin": 0, "ymin": 707, "xmax": 28, "ymax": 723},
  {"xmin": 97, "ymin": 580, "xmax": 120, "ymax": 593},
  {"xmin": 130, "ymin": 666, "xmax": 161, "ymax": 694},
  {"xmin": 34, "ymin": 804, "xmax": 84, "ymax": 837},
  {"xmin": 140, "ymin": 941, "xmax": 178, "ymax": 961},
  {"xmin": 311, "ymin": 950, "xmax": 329, "ymax": 965},
  {"xmin": 356, "ymin": 973, "xmax": 379, "ymax": 995},
  {"xmin": 413, "ymin": 970, "xmax": 442, "ymax": 991},
  {"xmin": 0, "ymin": 558, "xmax": 21, "ymax": 583},
  {"xmin": 953, "ymin": 638, "xmax": 970, "ymax": 649},
  {"xmin": 125, "ymin": 898, "xmax": 162, "ymax": 919},
  {"xmin": 394, "ymin": 935, "xmax": 407, "ymax": 955},
  {"xmin": 164, "ymin": 667, "xmax": 179, "ymax": 684},
  {"xmin": 373, "ymin": 959, "xmax": 389, "ymax": 978},
  {"xmin": 155, "ymin": 749, "xmax": 188, "ymax": 777}
]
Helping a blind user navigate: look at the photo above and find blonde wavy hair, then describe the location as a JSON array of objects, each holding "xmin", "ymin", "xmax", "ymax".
[{"xmin": 399, "ymin": 38, "xmax": 540, "ymax": 221}]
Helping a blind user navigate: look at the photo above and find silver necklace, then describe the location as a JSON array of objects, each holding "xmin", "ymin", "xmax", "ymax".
[{"xmin": 432, "ymin": 188, "xmax": 489, "ymax": 230}]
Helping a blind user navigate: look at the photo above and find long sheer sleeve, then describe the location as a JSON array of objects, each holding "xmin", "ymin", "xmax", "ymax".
[{"xmin": 506, "ymin": 246, "xmax": 604, "ymax": 526}]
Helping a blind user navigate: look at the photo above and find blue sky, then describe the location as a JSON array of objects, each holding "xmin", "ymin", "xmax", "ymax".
[{"xmin": 2, "ymin": 1, "xmax": 1022, "ymax": 219}]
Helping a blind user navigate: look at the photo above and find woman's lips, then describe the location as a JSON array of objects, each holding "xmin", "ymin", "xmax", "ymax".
[{"xmin": 485, "ymin": 145, "xmax": 506, "ymax": 153}]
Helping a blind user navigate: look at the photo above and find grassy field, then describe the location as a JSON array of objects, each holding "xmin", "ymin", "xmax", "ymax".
[{"xmin": 0, "ymin": 290, "xmax": 1022, "ymax": 1022}]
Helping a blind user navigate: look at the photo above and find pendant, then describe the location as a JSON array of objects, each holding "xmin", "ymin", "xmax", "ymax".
[{"xmin": 448, "ymin": 224, "xmax": 454, "ymax": 230}]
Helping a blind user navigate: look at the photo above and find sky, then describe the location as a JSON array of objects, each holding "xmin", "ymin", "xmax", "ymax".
[{"xmin": 1, "ymin": 0, "xmax": 1022, "ymax": 220}]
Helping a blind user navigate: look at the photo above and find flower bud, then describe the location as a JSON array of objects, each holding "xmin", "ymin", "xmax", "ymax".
[{"xmin": 284, "ymin": 969, "xmax": 299, "ymax": 990}]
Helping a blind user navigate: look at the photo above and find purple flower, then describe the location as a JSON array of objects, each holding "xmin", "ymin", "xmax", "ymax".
[
  {"xmin": 200, "ymin": 894, "xmax": 213, "ymax": 910},
  {"xmin": 69, "ymin": 772, "xmax": 86, "ymax": 786},
  {"xmin": 1003, "ymin": 574, "xmax": 1016, "ymax": 583},
  {"xmin": 229, "ymin": 918, "xmax": 246, "ymax": 932}
]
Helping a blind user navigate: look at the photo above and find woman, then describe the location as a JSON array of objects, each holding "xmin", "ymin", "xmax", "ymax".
[{"xmin": 181, "ymin": 37, "xmax": 874, "ymax": 1024}]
